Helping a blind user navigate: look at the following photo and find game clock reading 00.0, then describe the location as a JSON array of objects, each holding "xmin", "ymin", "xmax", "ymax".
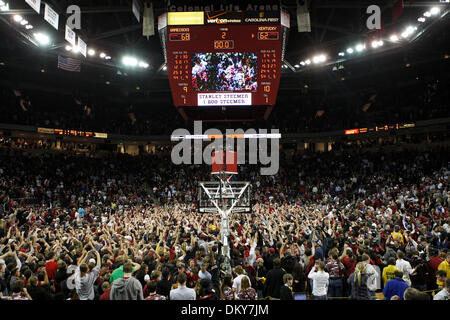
[{"xmin": 214, "ymin": 40, "xmax": 234, "ymax": 49}]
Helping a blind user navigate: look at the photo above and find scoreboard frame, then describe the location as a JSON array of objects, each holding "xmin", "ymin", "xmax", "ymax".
[{"xmin": 160, "ymin": 10, "xmax": 290, "ymax": 111}]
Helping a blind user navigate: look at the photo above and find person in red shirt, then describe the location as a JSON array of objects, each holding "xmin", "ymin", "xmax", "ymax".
[
  {"xmin": 45, "ymin": 251, "xmax": 58, "ymax": 282},
  {"xmin": 426, "ymin": 249, "xmax": 444, "ymax": 290},
  {"xmin": 99, "ymin": 281, "xmax": 111, "ymax": 300}
]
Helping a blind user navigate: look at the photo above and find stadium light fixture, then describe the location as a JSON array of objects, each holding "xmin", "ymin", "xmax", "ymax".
[
  {"xmin": 20, "ymin": 19, "xmax": 28, "ymax": 26},
  {"xmin": 25, "ymin": 24, "xmax": 33, "ymax": 30},
  {"xmin": 0, "ymin": 3, "xmax": 9, "ymax": 11},
  {"xmin": 390, "ymin": 34, "xmax": 399, "ymax": 42},
  {"xmin": 423, "ymin": 11, "xmax": 431, "ymax": 17},
  {"xmin": 305, "ymin": 59, "xmax": 311, "ymax": 65},
  {"xmin": 72, "ymin": 46, "xmax": 79, "ymax": 54},
  {"xmin": 13, "ymin": 15, "xmax": 23, "ymax": 22},
  {"xmin": 346, "ymin": 48, "xmax": 354, "ymax": 54},
  {"xmin": 123, "ymin": 56, "xmax": 138, "ymax": 67},
  {"xmin": 65, "ymin": 45, "xmax": 72, "ymax": 51},
  {"xmin": 417, "ymin": 17, "xmax": 426, "ymax": 23},
  {"xmin": 163, "ymin": 66, "xmax": 167, "ymax": 71},
  {"xmin": 105, "ymin": 56, "xmax": 112, "ymax": 60},
  {"xmin": 355, "ymin": 44, "xmax": 365, "ymax": 52},
  {"xmin": 99, "ymin": 52, "xmax": 106, "ymax": 58},
  {"xmin": 138, "ymin": 61, "xmax": 148, "ymax": 68},
  {"xmin": 430, "ymin": 7, "xmax": 440, "ymax": 15},
  {"xmin": 33, "ymin": 32, "xmax": 50, "ymax": 46},
  {"xmin": 338, "ymin": 52, "xmax": 345, "ymax": 57},
  {"xmin": 300, "ymin": 61, "xmax": 306, "ymax": 66},
  {"xmin": 88, "ymin": 49, "xmax": 96, "ymax": 56}
]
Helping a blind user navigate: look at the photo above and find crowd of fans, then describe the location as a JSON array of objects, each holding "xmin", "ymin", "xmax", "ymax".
[
  {"xmin": 0, "ymin": 137, "xmax": 449, "ymax": 301},
  {"xmin": 0, "ymin": 73, "xmax": 448, "ymax": 137}
]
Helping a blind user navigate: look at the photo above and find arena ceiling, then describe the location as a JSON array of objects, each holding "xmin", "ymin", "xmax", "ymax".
[{"xmin": 0, "ymin": 0, "xmax": 448, "ymax": 98}]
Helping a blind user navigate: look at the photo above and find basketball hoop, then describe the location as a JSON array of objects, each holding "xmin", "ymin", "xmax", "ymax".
[{"xmin": 198, "ymin": 150, "xmax": 252, "ymax": 274}]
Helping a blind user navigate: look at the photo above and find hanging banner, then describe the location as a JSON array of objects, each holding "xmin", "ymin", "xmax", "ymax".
[
  {"xmin": 143, "ymin": 2, "xmax": 155, "ymax": 36},
  {"xmin": 25, "ymin": 0, "xmax": 41, "ymax": 14},
  {"xmin": 44, "ymin": 4, "xmax": 59, "ymax": 30},
  {"xmin": 78, "ymin": 37, "xmax": 87, "ymax": 57},
  {"xmin": 65, "ymin": 25, "xmax": 76, "ymax": 46},
  {"xmin": 132, "ymin": 0, "xmax": 141, "ymax": 23}
]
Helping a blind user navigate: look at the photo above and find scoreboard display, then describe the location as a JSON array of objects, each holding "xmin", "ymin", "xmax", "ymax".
[{"xmin": 161, "ymin": 11, "xmax": 289, "ymax": 108}]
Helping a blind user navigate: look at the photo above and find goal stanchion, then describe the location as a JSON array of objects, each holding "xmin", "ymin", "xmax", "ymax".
[{"xmin": 199, "ymin": 150, "xmax": 251, "ymax": 275}]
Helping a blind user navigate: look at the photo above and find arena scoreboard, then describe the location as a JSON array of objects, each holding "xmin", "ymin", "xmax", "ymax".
[{"xmin": 159, "ymin": 10, "xmax": 290, "ymax": 110}]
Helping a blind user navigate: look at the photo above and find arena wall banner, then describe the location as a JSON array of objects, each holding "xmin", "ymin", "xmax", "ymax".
[
  {"xmin": 25, "ymin": 0, "xmax": 41, "ymax": 14},
  {"xmin": 44, "ymin": 3, "xmax": 59, "ymax": 30}
]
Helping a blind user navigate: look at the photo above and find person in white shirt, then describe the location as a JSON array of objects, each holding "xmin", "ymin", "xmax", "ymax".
[
  {"xmin": 232, "ymin": 265, "xmax": 249, "ymax": 296},
  {"xmin": 433, "ymin": 278, "xmax": 449, "ymax": 300},
  {"xmin": 395, "ymin": 250, "xmax": 414, "ymax": 286},
  {"xmin": 308, "ymin": 261, "xmax": 329, "ymax": 300},
  {"xmin": 362, "ymin": 254, "xmax": 378, "ymax": 299},
  {"xmin": 170, "ymin": 273, "xmax": 196, "ymax": 300}
]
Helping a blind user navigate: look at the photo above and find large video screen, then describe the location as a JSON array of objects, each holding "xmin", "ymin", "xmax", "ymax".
[{"xmin": 192, "ymin": 52, "xmax": 258, "ymax": 92}]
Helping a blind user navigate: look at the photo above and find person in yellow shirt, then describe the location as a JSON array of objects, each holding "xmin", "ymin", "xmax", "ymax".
[
  {"xmin": 382, "ymin": 257, "xmax": 400, "ymax": 287},
  {"xmin": 391, "ymin": 226, "xmax": 404, "ymax": 246},
  {"xmin": 437, "ymin": 253, "xmax": 450, "ymax": 287}
]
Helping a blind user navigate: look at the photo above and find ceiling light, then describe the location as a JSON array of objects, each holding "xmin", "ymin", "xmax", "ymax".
[
  {"xmin": 390, "ymin": 34, "xmax": 399, "ymax": 42},
  {"xmin": 123, "ymin": 56, "xmax": 138, "ymax": 67},
  {"xmin": 88, "ymin": 49, "xmax": 96, "ymax": 56},
  {"xmin": 65, "ymin": 45, "xmax": 72, "ymax": 51},
  {"xmin": 305, "ymin": 59, "xmax": 311, "ymax": 65},
  {"xmin": 139, "ymin": 61, "xmax": 149, "ymax": 68},
  {"xmin": 72, "ymin": 46, "xmax": 79, "ymax": 53},
  {"xmin": 25, "ymin": 24, "xmax": 33, "ymax": 30},
  {"xmin": 33, "ymin": 32, "xmax": 50, "ymax": 46},
  {"xmin": 371, "ymin": 41, "xmax": 379, "ymax": 48},
  {"xmin": 13, "ymin": 15, "xmax": 23, "ymax": 22},
  {"xmin": 430, "ymin": 7, "xmax": 440, "ymax": 15},
  {"xmin": 0, "ymin": 3, "xmax": 9, "ymax": 11},
  {"xmin": 20, "ymin": 19, "xmax": 28, "ymax": 26},
  {"xmin": 338, "ymin": 52, "xmax": 345, "ymax": 57},
  {"xmin": 300, "ymin": 61, "xmax": 306, "ymax": 66},
  {"xmin": 105, "ymin": 56, "xmax": 111, "ymax": 60},
  {"xmin": 312, "ymin": 56, "xmax": 321, "ymax": 64},
  {"xmin": 418, "ymin": 17, "xmax": 426, "ymax": 23},
  {"xmin": 423, "ymin": 11, "xmax": 431, "ymax": 17},
  {"xmin": 355, "ymin": 44, "xmax": 365, "ymax": 52},
  {"xmin": 162, "ymin": 66, "xmax": 167, "ymax": 71},
  {"xmin": 346, "ymin": 48, "xmax": 354, "ymax": 54},
  {"xmin": 100, "ymin": 52, "xmax": 106, "ymax": 58}
]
